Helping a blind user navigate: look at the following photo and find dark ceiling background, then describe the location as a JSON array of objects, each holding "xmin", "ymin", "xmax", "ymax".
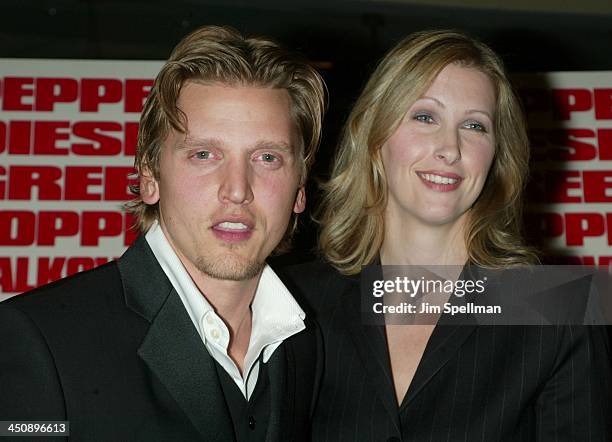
[{"xmin": 3, "ymin": 1, "xmax": 611, "ymax": 67}]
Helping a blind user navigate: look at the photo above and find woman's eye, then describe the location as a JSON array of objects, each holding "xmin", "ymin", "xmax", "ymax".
[
  {"xmin": 464, "ymin": 121, "xmax": 487, "ymax": 132},
  {"xmin": 414, "ymin": 113, "xmax": 434, "ymax": 124}
]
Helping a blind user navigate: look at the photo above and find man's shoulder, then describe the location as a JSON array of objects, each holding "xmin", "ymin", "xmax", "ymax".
[
  {"xmin": 2, "ymin": 236, "xmax": 156, "ymax": 316},
  {"xmin": 0, "ymin": 254, "xmax": 152, "ymax": 366},
  {"xmin": 1, "ymin": 260, "xmax": 123, "ymax": 322}
]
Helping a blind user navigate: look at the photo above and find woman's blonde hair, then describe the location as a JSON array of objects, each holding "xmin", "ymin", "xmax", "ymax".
[{"xmin": 319, "ymin": 29, "xmax": 538, "ymax": 274}]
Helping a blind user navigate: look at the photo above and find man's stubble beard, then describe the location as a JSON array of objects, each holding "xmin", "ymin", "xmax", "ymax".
[{"xmin": 195, "ymin": 245, "xmax": 265, "ymax": 281}]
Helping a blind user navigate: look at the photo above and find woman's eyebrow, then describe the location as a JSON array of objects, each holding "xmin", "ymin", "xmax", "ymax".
[
  {"xmin": 418, "ymin": 96, "xmax": 445, "ymax": 108},
  {"xmin": 466, "ymin": 109, "xmax": 493, "ymax": 120}
]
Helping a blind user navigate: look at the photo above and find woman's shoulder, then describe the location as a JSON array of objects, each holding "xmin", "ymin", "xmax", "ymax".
[{"xmin": 276, "ymin": 258, "xmax": 359, "ymax": 311}]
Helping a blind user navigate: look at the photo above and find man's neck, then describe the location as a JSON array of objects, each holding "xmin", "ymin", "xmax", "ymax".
[
  {"xmin": 191, "ymin": 269, "xmax": 260, "ymax": 375},
  {"xmin": 196, "ymin": 274, "xmax": 259, "ymax": 330}
]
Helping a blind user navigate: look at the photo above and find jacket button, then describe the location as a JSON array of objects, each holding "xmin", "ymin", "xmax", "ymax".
[{"xmin": 248, "ymin": 416, "xmax": 256, "ymax": 430}]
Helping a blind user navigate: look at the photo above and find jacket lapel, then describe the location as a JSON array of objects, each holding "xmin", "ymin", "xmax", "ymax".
[
  {"xmin": 118, "ymin": 237, "xmax": 234, "ymax": 441},
  {"xmin": 401, "ymin": 265, "xmax": 480, "ymax": 408},
  {"xmin": 265, "ymin": 344, "xmax": 289, "ymax": 442},
  {"xmin": 340, "ymin": 267, "xmax": 479, "ymax": 418},
  {"xmin": 401, "ymin": 323, "xmax": 476, "ymax": 408},
  {"xmin": 339, "ymin": 277, "xmax": 401, "ymax": 434}
]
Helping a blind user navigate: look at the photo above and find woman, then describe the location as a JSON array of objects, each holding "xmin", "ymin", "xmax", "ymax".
[{"xmin": 284, "ymin": 30, "xmax": 610, "ymax": 441}]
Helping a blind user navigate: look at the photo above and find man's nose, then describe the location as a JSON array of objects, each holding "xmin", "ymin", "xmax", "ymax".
[
  {"xmin": 433, "ymin": 127, "xmax": 461, "ymax": 165},
  {"xmin": 218, "ymin": 159, "xmax": 254, "ymax": 205}
]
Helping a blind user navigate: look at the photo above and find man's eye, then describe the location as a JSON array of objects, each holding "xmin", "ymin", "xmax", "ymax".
[
  {"xmin": 464, "ymin": 121, "xmax": 487, "ymax": 132},
  {"xmin": 195, "ymin": 151, "xmax": 211, "ymax": 159},
  {"xmin": 414, "ymin": 113, "xmax": 434, "ymax": 124},
  {"xmin": 260, "ymin": 153, "xmax": 279, "ymax": 163}
]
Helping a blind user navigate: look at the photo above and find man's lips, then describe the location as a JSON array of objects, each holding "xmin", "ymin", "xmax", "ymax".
[
  {"xmin": 416, "ymin": 171, "xmax": 462, "ymax": 191},
  {"xmin": 211, "ymin": 219, "xmax": 254, "ymax": 242},
  {"xmin": 214, "ymin": 221, "xmax": 250, "ymax": 232}
]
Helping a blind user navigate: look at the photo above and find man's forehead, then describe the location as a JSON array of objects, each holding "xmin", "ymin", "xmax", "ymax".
[
  {"xmin": 177, "ymin": 80, "xmax": 291, "ymax": 105},
  {"xmin": 176, "ymin": 83, "xmax": 293, "ymax": 122}
]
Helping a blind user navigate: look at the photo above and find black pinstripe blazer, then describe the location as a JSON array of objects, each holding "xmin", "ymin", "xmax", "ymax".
[{"xmin": 280, "ymin": 261, "xmax": 611, "ymax": 442}]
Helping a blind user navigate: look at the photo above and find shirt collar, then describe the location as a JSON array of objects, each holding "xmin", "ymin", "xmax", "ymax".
[
  {"xmin": 249, "ymin": 265, "xmax": 306, "ymax": 366},
  {"xmin": 144, "ymin": 221, "xmax": 306, "ymax": 358},
  {"xmin": 145, "ymin": 221, "xmax": 213, "ymax": 338}
]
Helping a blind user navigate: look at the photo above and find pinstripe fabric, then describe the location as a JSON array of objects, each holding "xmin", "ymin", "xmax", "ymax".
[{"xmin": 280, "ymin": 261, "xmax": 611, "ymax": 442}]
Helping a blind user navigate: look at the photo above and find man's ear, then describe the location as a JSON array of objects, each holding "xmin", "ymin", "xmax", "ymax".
[
  {"xmin": 140, "ymin": 168, "xmax": 160, "ymax": 205},
  {"xmin": 293, "ymin": 186, "xmax": 306, "ymax": 214}
]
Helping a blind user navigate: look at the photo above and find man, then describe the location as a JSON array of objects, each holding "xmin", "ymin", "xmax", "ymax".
[{"xmin": 0, "ymin": 26, "xmax": 326, "ymax": 441}]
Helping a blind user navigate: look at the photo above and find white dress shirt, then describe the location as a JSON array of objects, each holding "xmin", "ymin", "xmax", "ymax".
[{"xmin": 145, "ymin": 221, "xmax": 305, "ymax": 400}]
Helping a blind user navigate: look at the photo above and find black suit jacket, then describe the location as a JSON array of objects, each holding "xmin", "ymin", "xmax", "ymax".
[
  {"xmin": 0, "ymin": 237, "xmax": 322, "ymax": 441},
  {"xmin": 281, "ymin": 261, "xmax": 611, "ymax": 442}
]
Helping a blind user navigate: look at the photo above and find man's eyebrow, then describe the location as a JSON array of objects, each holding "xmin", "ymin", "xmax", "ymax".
[
  {"xmin": 175, "ymin": 137, "xmax": 294, "ymax": 153},
  {"xmin": 175, "ymin": 137, "xmax": 224, "ymax": 150},
  {"xmin": 253, "ymin": 141, "xmax": 293, "ymax": 152}
]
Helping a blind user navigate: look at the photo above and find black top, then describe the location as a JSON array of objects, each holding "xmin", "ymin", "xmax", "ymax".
[
  {"xmin": 280, "ymin": 260, "xmax": 611, "ymax": 442},
  {"xmin": 216, "ymin": 358, "xmax": 271, "ymax": 441}
]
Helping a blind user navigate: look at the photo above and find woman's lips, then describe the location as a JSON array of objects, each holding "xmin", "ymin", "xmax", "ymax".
[{"xmin": 417, "ymin": 171, "xmax": 462, "ymax": 191}]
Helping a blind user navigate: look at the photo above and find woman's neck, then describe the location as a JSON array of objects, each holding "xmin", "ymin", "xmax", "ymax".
[{"xmin": 380, "ymin": 212, "xmax": 469, "ymax": 266}]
